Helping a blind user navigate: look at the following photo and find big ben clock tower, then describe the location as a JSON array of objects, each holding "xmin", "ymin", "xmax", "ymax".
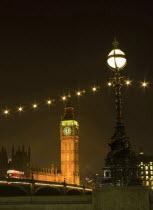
[{"xmin": 60, "ymin": 99, "xmax": 80, "ymax": 185}]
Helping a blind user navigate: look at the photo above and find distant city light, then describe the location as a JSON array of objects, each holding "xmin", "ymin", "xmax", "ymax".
[
  {"xmin": 76, "ymin": 91, "xmax": 81, "ymax": 96},
  {"xmin": 62, "ymin": 96, "xmax": 66, "ymax": 101},
  {"xmin": 18, "ymin": 107, "xmax": 23, "ymax": 112},
  {"xmin": 0, "ymin": 79, "xmax": 151, "ymax": 118},
  {"xmin": 3, "ymin": 109, "xmax": 9, "ymax": 115},
  {"xmin": 125, "ymin": 80, "xmax": 131, "ymax": 85},
  {"xmin": 141, "ymin": 82, "xmax": 148, "ymax": 87},
  {"xmin": 108, "ymin": 82, "xmax": 112, "ymax": 86},
  {"xmin": 92, "ymin": 87, "xmax": 97, "ymax": 92},
  {"xmin": 33, "ymin": 104, "xmax": 38, "ymax": 108},
  {"xmin": 47, "ymin": 100, "xmax": 52, "ymax": 105}
]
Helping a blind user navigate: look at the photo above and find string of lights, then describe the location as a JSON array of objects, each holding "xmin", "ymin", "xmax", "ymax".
[{"xmin": 1, "ymin": 80, "xmax": 150, "ymax": 118}]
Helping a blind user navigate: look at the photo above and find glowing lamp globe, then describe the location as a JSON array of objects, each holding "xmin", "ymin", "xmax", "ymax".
[{"xmin": 107, "ymin": 44, "xmax": 127, "ymax": 71}]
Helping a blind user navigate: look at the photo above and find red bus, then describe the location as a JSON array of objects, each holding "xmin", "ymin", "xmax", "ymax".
[{"xmin": 7, "ymin": 170, "xmax": 24, "ymax": 179}]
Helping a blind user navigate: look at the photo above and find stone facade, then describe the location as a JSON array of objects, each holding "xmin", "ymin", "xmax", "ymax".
[
  {"xmin": 33, "ymin": 172, "xmax": 64, "ymax": 183},
  {"xmin": 60, "ymin": 119, "xmax": 80, "ymax": 185},
  {"xmin": 93, "ymin": 187, "xmax": 150, "ymax": 210}
]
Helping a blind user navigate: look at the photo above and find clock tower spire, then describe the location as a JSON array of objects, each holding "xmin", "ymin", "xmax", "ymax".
[
  {"xmin": 60, "ymin": 97, "xmax": 80, "ymax": 185},
  {"xmin": 63, "ymin": 97, "xmax": 75, "ymax": 121}
]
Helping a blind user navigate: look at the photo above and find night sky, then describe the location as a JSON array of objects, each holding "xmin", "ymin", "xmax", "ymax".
[{"xmin": 0, "ymin": 2, "xmax": 152, "ymax": 177}]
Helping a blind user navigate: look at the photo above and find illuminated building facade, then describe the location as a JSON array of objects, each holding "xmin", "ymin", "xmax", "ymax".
[
  {"xmin": 138, "ymin": 152, "xmax": 153, "ymax": 189},
  {"xmin": 60, "ymin": 101, "xmax": 80, "ymax": 185},
  {"xmin": 33, "ymin": 165, "xmax": 64, "ymax": 183},
  {"xmin": 0, "ymin": 101, "xmax": 80, "ymax": 185},
  {"xmin": 33, "ymin": 100, "xmax": 80, "ymax": 185}
]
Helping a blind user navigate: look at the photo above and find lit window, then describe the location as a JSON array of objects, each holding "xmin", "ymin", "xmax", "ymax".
[
  {"xmin": 150, "ymin": 162, "xmax": 153, "ymax": 165},
  {"xmin": 141, "ymin": 171, "xmax": 143, "ymax": 175},
  {"xmin": 146, "ymin": 171, "xmax": 148, "ymax": 175},
  {"xmin": 150, "ymin": 166, "xmax": 153, "ymax": 170},
  {"xmin": 145, "ymin": 166, "xmax": 148, "ymax": 170},
  {"xmin": 140, "ymin": 162, "xmax": 143, "ymax": 165},
  {"xmin": 141, "ymin": 167, "xmax": 143, "ymax": 170},
  {"xmin": 146, "ymin": 176, "xmax": 149, "ymax": 180},
  {"xmin": 141, "ymin": 176, "xmax": 144, "ymax": 179},
  {"xmin": 151, "ymin": 171, "xmax": 153, "ymax": 175},
  {"xmin": 146, "ymin": 181, "xmax": 149, "ymax": 186}
]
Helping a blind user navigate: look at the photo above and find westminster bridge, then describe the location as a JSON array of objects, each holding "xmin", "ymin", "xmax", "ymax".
[
  {"xmin": 0, "ymin": 180, "xmax": 151, "ymax": 210},
  {"xmin": 0, "ymin": 178, "xmax": 92, "ymax": 196}
]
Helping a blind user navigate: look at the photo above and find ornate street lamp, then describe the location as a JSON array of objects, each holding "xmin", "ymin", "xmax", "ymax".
[
  {"xmin": 107, "ymin": 39, "xmax": 127, "ymax": 71},
  {"xmin": 103, "ymin": 39, "xmax": 141, "ymax": 186}
]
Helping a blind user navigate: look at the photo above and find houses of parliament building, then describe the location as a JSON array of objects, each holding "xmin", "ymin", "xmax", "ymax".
[
  {"xmin": 1, "ymin": 99, "xmax": 153, "ymax": 189},
  {"xmin": 0, "ymin": 100, "xmax": 80, "ymax": 186}
]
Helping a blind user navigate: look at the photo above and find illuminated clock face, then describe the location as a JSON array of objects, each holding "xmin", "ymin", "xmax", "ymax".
[{"xmin": 63, "ymin": 127, "xmax": 71, "ymax": 136}]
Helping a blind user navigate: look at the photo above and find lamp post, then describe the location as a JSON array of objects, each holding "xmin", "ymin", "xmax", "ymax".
[
  {"xmin": 104, "ymin": 39, "xmax": 141, "ymax": 186},
  {"xmin": 107, "ymin": 39, "xmax": 127, "ymax": 136}
]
